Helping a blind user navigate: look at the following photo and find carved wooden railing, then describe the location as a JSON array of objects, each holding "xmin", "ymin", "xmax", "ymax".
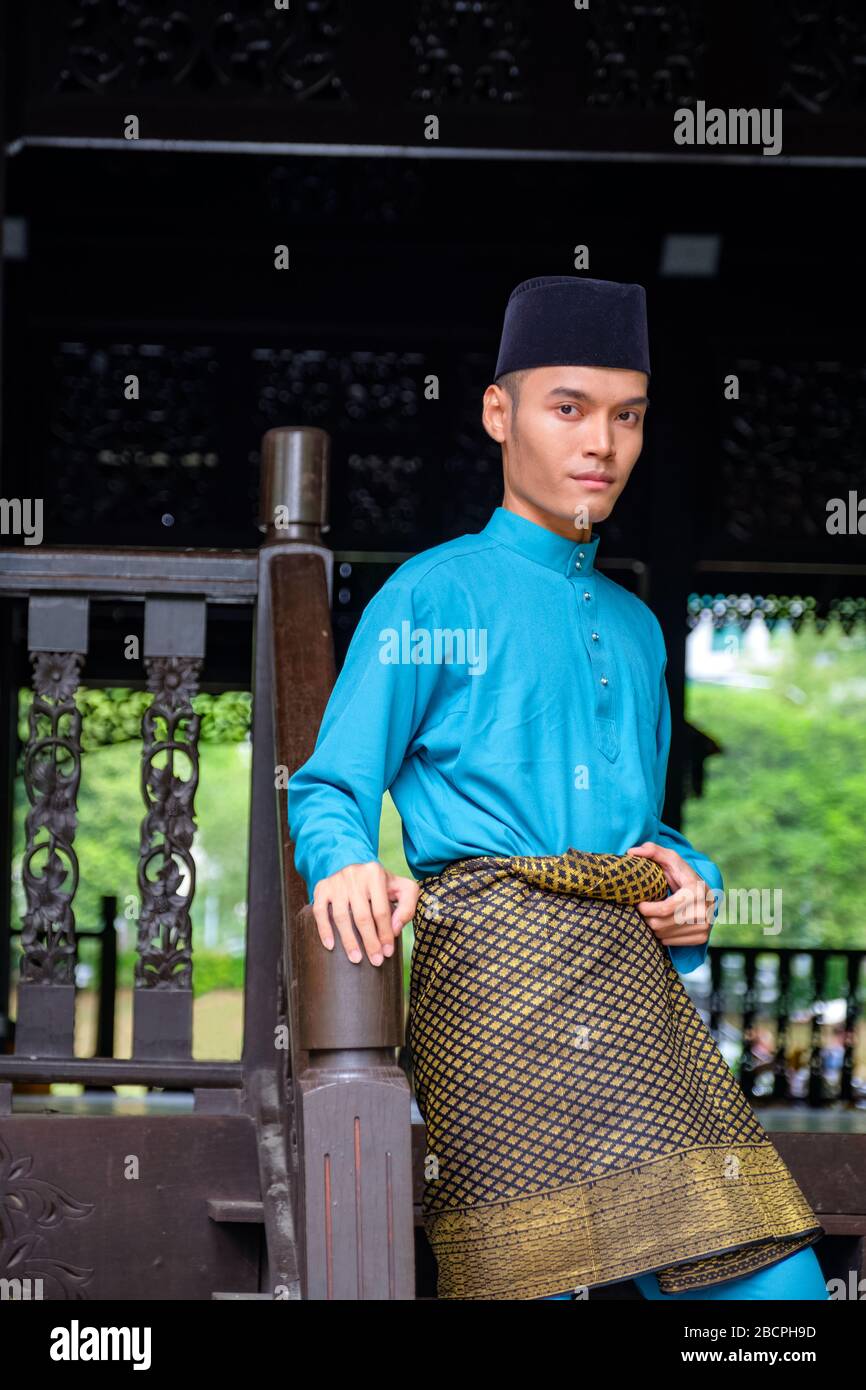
[
  {"xmin": 0, "ymin": 429, "xmax": 337, "ymax": 1298},
  {"xmin": 0, "ymin": 559, "xmax": 255, "ymax": 1087}
]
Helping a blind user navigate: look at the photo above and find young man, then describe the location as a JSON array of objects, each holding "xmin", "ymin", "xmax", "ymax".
[{"xmin": 287, "ymin": 275, "xmax": 826, "ymax": 1301}]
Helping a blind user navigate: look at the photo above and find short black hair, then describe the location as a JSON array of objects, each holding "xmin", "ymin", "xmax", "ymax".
[{"xmin": 495, "ymin": 368, "xmax": 529, "ymax": 430}]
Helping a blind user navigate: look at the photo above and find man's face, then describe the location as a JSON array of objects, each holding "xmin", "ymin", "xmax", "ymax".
[{"xmin": 482, "ymin": 364, "xmax": 649, "ymax": 532}]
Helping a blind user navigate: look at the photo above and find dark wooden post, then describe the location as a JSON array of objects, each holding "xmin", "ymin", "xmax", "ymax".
[
  {"xmin": 773, "ymin": 951, "xmax": 793, "ymax": 1104},
  {"xmin": 809, "ymin": 954, "xmax": 828, "ymax": 1108},
  {"xmin": 293, "ymin": 903, "xmax": 415, "ymax": 1301},
  {"xmin": 263, "ymin": 426, "xmax": 415, "ymax": 1299},
  {"xmin": 741, "ymin": 949, "xmax": 757, "ymax": 1100},
  {"xmin": 841, "ymin": 952, "xmax": 860, "ymax": 1105},
  {"xmin": 271, "ymin": 586, "xmax": 415, "ymax": 1298},
  {"xmin": 243, "ymin": 426, "xmax": 334, "ymax": 1080},
  {"xmin": 241, "ymin": 426, "xmax": 335, "ymax": 1299}
]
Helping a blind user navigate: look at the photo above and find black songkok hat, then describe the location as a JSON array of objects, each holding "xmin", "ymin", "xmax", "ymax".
[{"xmin": 494, "ymin": 275, "xmax": 650, "ymax": 379}]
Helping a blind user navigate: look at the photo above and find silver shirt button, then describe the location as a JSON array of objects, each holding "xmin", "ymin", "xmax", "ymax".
[
  {"xmin": 600, "ymin": 676, "xmax": 609, "ymax": 685},
  {"xmin": 591, "ymin": 631, "xmax": 599, "ymax": 641},
  {"xmin": 583, "ymin": 591, "xmax": 591, "ymax": 600}
]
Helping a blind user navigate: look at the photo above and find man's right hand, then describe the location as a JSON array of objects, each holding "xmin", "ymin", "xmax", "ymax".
[{"xmin": 311, "ymin": 861, "xmax": 419, "ymax": 966}]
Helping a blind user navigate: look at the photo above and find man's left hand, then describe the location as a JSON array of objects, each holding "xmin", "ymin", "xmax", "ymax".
[{"xmin": 626, "ymin": 841, "xmax": 717, "ymax": 949}]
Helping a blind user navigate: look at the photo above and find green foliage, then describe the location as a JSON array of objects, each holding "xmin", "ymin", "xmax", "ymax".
[
  {"xmin": 684, "ymin": 621, "xmax": 866, "ymax": 951},
  {"xmin": 111, "ymin": 949, "xmax": 246, "ymax": 993},
  {"xmin": 16, "ymin": 686, "xmax": 251, "ymax": 754}
]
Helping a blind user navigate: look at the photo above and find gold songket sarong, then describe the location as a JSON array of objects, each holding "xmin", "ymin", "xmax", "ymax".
[{"xmin": 408, "ymin": 847, "xmax": 824, "ymax": 1300}]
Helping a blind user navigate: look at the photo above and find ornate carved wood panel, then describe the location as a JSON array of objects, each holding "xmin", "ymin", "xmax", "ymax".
[
  {"xmin": 20, "ymin": 651, "xmax": 84, "ymax": 989},
  {"xmin": 15, "ymin": 597, "xmax": 90, "ymax": 1058},
  {"xmin": 136, "ymin": 656, "xmax": 202, "ymax": 995},
  {"xmin": 8, "ymin": 1, "xmax": 866, "ymax": 152},
  {"xmin": 133, "ymin": 598, "xmax": 206, "ymax": 1061}
]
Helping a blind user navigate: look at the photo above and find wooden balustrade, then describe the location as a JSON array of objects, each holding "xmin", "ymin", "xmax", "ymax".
[
  {"xmin": 0, "ymin": 426, "xmax": 324, "ymax": 1297},
  {"xmin": 0, "ymin": 550, "xmax": 259, "ymax": 1079}
]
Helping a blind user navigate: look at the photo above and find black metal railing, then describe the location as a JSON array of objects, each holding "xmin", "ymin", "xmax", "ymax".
[{"xmin": 688, "ymin": 947, "xmax": 866, "ymax": 1108}]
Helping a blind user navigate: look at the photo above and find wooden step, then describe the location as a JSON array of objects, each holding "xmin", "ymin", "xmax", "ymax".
[{"xmin": 207, "ymin": 1198, "xmax": 264, "ymax": 1223}]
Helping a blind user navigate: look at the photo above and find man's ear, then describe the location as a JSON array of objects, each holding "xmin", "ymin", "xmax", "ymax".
[{"xmin": 481, "ymin": 383, "xmax": 509, "ymax": 445}]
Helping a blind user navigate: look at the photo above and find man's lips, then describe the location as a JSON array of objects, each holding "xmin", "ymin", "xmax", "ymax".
[{"xmin": 569, "ymin": 472, "xmax": 614, "ymax": 489}]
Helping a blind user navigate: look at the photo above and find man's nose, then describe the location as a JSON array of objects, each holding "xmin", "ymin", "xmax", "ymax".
[{"xmin": 584, "ymin": 417, "xmax": 614, "ymax": 455}]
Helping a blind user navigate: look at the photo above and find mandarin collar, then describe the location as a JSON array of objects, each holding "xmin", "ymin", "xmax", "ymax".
[{"xmin": 481, "ymin": 506, "xmax": 601, "ymax": 577}]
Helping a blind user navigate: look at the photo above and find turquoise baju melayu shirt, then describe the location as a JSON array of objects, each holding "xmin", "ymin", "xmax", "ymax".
[{"xmin": 288, "ymin": 505, "xmax": 722, "ymax": 974}]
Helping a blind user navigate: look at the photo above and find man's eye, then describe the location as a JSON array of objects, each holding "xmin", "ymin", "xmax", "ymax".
[
  {"xmin": 619, "ymin": 410, "xmax": 640, "ymax": 423},
  {"xmin": 559, "ymin": 404, "xmax": 578, "ymax": 415}
]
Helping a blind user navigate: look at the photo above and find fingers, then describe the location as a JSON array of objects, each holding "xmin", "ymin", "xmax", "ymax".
[
  {"xmin": 311, "ymin": 890, "xmax": 336, "ymax": 952},
  {"xmin": 627, "ymin": 840, "xmax": 670, "ymax": 861},
  {"xmin": 629, "ymin": 842, "xmax": 708, "ymax": 901},
  {"xmin": 333, "ymin": 869, "xmax": 384, "ymax": 965},
  {"xmin": 674, "ymin": 878, "xmax": 708, "ymax": 925},
  {"xmin": 387, "ymin": 874, "xmax": 420, "ymax": 935},
  {"xmin": 312, "ymin": 863, "xmax": 417, "ymax": 966},
  {"xmin": 323, "ymin": 888, "xmax": 364, "ymax": 963},
  {"xmin": 312, "ymin": 863, "xmax": 377, "ymax": 964},
  {"xmin": 634, "ymin": 896, "xmax": 669, "ymax": 918},
  {"xmin": 627, "ymin": 841, "xmax": 682, "ymax": 894},
  {"xmin": 638, "ymin": 881, "xmax": 712, "ymax": 946},
  {"xmin": 357, "ymin": 872, "xmax": 396, "ymax": 961}
]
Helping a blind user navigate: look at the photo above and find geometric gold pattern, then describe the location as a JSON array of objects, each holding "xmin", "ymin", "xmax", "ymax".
[{"xmin": 409, "ymin": 847, "xmax": 824, "ymax": 1299}]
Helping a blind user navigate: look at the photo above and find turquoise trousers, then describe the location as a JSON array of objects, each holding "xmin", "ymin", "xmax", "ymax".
[{"xmin": 542, "ymin": 1246, "xmax": 828, "ymax": 1300}]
